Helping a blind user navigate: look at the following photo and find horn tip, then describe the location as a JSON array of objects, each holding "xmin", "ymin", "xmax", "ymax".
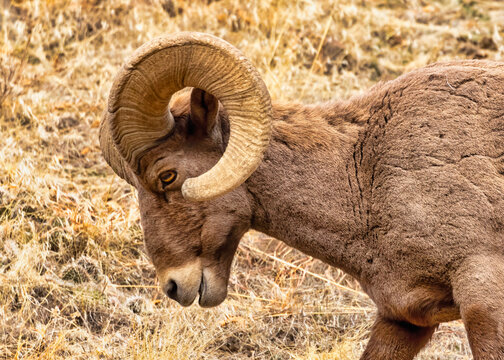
[{"xmin": 181, "ymin": 179, "xmax": 210, "ymax": 202}]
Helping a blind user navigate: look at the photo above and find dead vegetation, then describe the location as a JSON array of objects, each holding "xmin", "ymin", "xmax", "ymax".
[{"xmin": 0, "ymin": 0, "xmax": 502, "ymax": 358}]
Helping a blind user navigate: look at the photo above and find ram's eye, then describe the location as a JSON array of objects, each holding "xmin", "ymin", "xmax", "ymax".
[{"xmin": 160, "ymin": 170, "xmax": 177, "ymax": 188}]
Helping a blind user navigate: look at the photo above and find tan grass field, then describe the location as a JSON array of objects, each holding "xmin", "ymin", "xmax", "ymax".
[{"xmin": 1, "ymin": 0, "xmax": 503, "ymax": 358}]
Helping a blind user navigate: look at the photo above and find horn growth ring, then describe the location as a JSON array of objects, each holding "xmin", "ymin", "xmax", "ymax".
[{"xmin": 102, "ymin": 32, "xmax": 272, "ymax": 201}]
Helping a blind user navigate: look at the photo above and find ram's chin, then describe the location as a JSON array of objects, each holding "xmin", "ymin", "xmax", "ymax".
[
  {"xmin": 198, "ymin": 292, "xmax": 227, "ymax": 307},
  {"xmin": 198, "ymin": 271, "xmax": 228, "ymax": 307}
]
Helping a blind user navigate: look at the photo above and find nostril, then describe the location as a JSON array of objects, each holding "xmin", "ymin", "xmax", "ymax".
[{"xmin": 165, "ymin": 279, "xmax": 178, "ymax": 299}]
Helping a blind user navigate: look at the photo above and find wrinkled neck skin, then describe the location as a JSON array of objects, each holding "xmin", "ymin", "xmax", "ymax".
[{"xmin": 245, "ymin": 102, "xmax": 369, "ymax": 281}]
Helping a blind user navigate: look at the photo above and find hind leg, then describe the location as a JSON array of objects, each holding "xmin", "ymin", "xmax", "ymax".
[
  {"xmin": 360, "ymin": 315, "xmax": 436, "ymax": 360},
  {"xmin": 452, "ymin": 255, "xmax": 504, "ymax": 360}
]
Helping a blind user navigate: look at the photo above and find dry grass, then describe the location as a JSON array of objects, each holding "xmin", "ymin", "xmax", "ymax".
[{"xmin": 0, "ymin": 0, "xmax": 503, "ymax": 358}]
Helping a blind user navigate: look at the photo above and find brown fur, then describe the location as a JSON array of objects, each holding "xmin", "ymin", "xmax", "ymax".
[{"xmin": 121, "ymin": 60, "xmax": 504, "ymax": 359}]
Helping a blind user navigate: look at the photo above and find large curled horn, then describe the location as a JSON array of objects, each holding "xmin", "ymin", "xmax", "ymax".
[{"xmin": 100, "ymin": 32, "xmax": 272, "ymax": 201}]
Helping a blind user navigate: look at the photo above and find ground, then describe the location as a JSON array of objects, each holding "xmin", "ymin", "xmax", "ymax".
[{"xmin": 1, "ymin": 0, "xmax": 502, "ymax": 359}]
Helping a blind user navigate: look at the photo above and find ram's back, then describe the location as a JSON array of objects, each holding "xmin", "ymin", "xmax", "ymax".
[{"xmin": 355, "ymin": 60, "xmax": 504, "ymax": 286}]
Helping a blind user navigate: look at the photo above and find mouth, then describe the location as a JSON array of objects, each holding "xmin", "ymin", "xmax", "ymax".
[
  {"xmin": 198, "ymin": 273, "xmax": 206, "ymax": 306},
  {"xmin": 197, "ymin": 269, "xmax": 228, "ymax": 308},
  {"xmin": 159, "ymin": 265, "xmax": 227, "ymax": 307}
]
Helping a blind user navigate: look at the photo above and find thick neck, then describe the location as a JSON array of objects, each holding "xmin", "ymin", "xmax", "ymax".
[{"xmin": 245, "ymin": 102, "xmax": 369, "ymax": 280}]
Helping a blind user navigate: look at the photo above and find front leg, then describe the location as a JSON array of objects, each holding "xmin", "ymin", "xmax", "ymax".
[
  {"xmin": 452, "ymin": 255, "xmax": 504, "ymax": 360},
  {"xmin": 360, "ymin": 315, "xmax": 436, "ymax": 360}
]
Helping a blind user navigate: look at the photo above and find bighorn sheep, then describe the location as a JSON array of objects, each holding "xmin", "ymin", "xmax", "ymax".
[{"xmin": 100, "ymin": 32, "xmax": 504, "ymax": 359}]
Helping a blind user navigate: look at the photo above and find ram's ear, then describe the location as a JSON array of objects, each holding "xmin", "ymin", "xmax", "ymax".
[{"xmin": 190, "ymin": 88, "xmax": 219, "ymax": 135}]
